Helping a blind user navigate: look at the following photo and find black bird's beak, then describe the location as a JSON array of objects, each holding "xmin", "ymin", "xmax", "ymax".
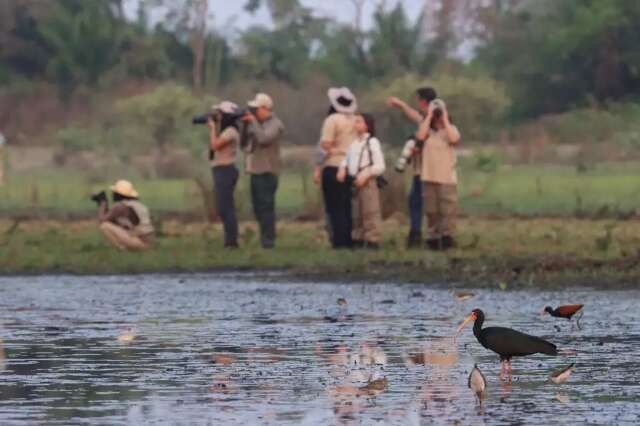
[{"xmin": 457, "ymin": 313, "xmax": 476, "ymax": 334}]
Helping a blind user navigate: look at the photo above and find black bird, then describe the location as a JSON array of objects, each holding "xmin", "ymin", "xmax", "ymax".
[
  {"xmin": 458, "ymin": 309, "xmax": 558, "ymax": 382},
  {"xmin": 542, "ymin": 304, "xmax": 584, "ymax": 329}
]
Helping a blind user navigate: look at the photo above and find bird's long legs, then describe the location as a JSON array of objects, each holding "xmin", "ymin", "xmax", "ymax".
[
  {"xmin": 499, "ymin": 360, "xmax": 513, "ymax": 383},
  {"xmin": 576, "ymin": 310, "xmax": 584, "ymax": 330}
]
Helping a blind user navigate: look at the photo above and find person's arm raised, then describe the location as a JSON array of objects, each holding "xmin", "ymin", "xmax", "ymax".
[
  {"xmin": 387, "ymin": 97, "xmax": 423, "ymax": 124},
  {"xmin": 415, "ymin": 111, "xmax": 433, "ymax": 142},
  {"xmin": 442, "ymin": 109, "xmax": 461, "ymax": 144}
]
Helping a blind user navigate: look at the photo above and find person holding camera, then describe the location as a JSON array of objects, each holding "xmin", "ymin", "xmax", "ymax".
[
  {"xmin": 207, "ymin": 101, "xmax": 242, "ymax": 249},
  {"xmin": 387, "ymin": 87, "xmax": 437, "ymax": 248},
  {"xmin": 415, "ymin": 99, "xmax": 461, "ymax": 251},
  {"xmin": 337, "ymin": 113, "xmax": 385, "ymax": 249},
  {"xmin": 92, "ymin": 180, "xmax": 154, "ymax": 251},
  {"xmin": 242, "ymin": 93, "xmax": 284, "ymax": 249},
  {"xmin": 318, "ymin": 87, "xmax": 358, "ymax": 249}
]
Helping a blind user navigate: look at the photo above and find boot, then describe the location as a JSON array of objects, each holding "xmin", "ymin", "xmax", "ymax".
[
  {"xmin": 426, "ymin": 237, "xmax": 442, "ymax": 251},
  {"xmin": 406, "ymin": 231, "xmax": 422, "ymax": 249},
  {"xmin": 364, "ymin": 241, "xmax": 379, "ymax": 250},
  {"xmin": 441, "ymin": 235, "xmax": 456, "ymax": 250},
  {"xmin": 352, "ymin": 240, "xmax": 365, "ymax": 249}
]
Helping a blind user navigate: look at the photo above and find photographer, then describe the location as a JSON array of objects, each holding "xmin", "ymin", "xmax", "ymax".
[
  {"xmin": 415, "ymin": 99, "xmax": 461, "ymax": 251},
  {"xmin": 387, "ymin": 87, "xmax": 437, "ymax": 248},
  {"xmin": 93, "ymin": 180, "xmax": 154, "ymax": 251},
  {"xmin": 207, "ymin": 101, "xmax": 242, "ymax": 249},
  {"xmin": 242, "ymin": 93, "xmax": 284, "ymax": 249}
]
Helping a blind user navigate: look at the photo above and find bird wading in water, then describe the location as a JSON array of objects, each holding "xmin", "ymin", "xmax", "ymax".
[
  {"xmin": 549, "ymin": 363, "xmax": 575, "ymax": 384},
  {"xmin": 468, "ymin": 364, "xmax": 487, "ymax": 405},
  {"xmin": 541, "ymin": 304, "xmax": 584, "ymax": 330},
  {"xmin": 457, "ymin": 309, "xmax": 558, "ymax": 383}
]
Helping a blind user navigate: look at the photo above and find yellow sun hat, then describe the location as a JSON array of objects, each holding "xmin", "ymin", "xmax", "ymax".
[{"xmin": 110, "ymin": 180, "xmax": 139, "ymax": 198}]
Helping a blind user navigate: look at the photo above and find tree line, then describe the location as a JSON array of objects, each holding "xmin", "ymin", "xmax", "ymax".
[{"xmin": 1, "ymin": 0, "xmax": 640, "ymax": 121}]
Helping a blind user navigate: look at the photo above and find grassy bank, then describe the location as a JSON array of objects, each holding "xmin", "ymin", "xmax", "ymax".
[
  {"xmin": 1, "ymin": 161, "xmax": 639, "ymax": 220},
  {"xmin": 1, "ymin": 218, "xmax": 639, "ymax": 287}
]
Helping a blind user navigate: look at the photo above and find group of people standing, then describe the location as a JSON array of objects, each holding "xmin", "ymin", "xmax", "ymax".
[
  {"xmin": 95, "ymin": 86, "xmax": 461, "ymax": 253},
  {"xmin": 316, "ymin": 85, "xmax": 461, "ymax": 251},
  {"xmin": 206, "ymin": 93, "xmax": 284, "ymax": 249}
]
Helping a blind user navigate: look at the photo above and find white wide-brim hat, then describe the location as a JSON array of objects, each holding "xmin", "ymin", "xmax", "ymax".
[
  {"xmin": 212, "ymin": 101, "xmax": 239, "ymax": 114},
  {"xmin": 110, "ymin": 180, "xmax": 139, "ymax": 198},
  {"xmin": 328, "ymin": 87, "xmax": 358, "ymax": 114}
]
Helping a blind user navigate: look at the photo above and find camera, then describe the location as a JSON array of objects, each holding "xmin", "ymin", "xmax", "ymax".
[
  {"xmin": 395, "ymin": 137, "xmax": 423, "ymax": 172},
  {"xmin": 430, "ymin": 98, "xmax": 446, "ymax": 119},
  {"xmin": 192, "ymin": 113, "xmax": 216, "ymax": 125},
  {"xmin": 90, "ymin": 190, "xmax": 107, "ymax": 204},
  {"xmin": 192, "ymin": 109, "xmax": 250, "ymax": 126}
]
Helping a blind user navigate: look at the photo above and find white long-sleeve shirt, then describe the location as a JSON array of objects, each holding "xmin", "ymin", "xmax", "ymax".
[{"xmin": 340, "ymin": 133, "xmax": 386, "ymax": 179}]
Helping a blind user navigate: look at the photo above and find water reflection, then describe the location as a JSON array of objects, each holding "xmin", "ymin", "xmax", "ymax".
[{"xmin": 0, "ymin": 275, "xmax": 639, "ymax": 425}]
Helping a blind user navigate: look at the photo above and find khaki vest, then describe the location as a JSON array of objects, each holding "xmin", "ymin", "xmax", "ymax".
[{"xmin": 122, "ymin": 200, "xmax": 154, "ymax": 237}]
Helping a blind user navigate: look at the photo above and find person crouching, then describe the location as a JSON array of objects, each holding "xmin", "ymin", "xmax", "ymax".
[
  {"xmin": 92, "ymin": 180, "xmax": 154, "ymax": 251},
  {"xmin": 337, "ymin": 114, "xmax": 385, "ymax": 249}
]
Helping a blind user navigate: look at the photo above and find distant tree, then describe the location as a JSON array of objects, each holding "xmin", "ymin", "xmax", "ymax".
[
  {"xmin": 241, "ymin": 0, "xmax": 324, "ymax": 84},
  {"xmin": 368, "ymin": 2, "xmax": 422, "ymax": 78},
  {"xmin": 474, "ymin": 0, "xmax": 640, "ymax": 118},
  {"xmin": 39, "ymin": 0, "xmax": 125, "ymax": 99}
]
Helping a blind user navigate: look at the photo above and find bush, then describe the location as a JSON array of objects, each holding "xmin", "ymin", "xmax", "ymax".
[
  {"xmin": 536, "ymin": 102, "xmax": 640, "ymax": 146},
  {"xmin": 56, "ymin": 126, "xmax": 105, "ymax": 153},
  {"xmin": 114, "ymin": 83, "xmax": 214, "ymax": 155},
  {"xmin": 363, "ymin": 72, "xmax": 511, "ymax": 144}
]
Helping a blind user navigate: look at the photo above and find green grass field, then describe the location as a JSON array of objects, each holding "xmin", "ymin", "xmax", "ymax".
[
  {"xmin": 1, "ymin": 161, "xmax": 639, "ymax": 219},
  {"xmin": 1, "ymin": 218, "xmax": 639, "ymax": 286}
]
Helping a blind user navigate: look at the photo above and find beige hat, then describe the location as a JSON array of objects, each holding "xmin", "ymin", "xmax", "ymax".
[
  {"xmin": 211, "ymin": 100, "xmax": 239, "ymax": 114},
  {"xmin": 328, "ymin": 87, "xmax": 358, "ymax": 114},
  {"xmin": 110, "ymin": 180, "xmax": 139, "ymax": 198},
  {"xmin": 248, "ymin": 93, "xmax": 273, "ymax": 109}
]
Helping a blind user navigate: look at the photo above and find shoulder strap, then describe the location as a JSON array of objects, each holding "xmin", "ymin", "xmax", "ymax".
[
  {"xmin": 366, "ymin": 136, "xmax": 374, "ymax": 167},
  {"xmin": 355, "ymin": 136, "xmax": 368, "ymax": 173}
]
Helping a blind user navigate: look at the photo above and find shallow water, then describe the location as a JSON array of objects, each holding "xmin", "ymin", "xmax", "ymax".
[{"xmin": 0, "ymin": 274, "xmax": 638, "ymax": 425}]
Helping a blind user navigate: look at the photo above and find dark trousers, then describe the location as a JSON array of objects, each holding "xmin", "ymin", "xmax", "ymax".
[
  {"xmin": 250, "ymin": 173, "xmax": 278, "ymax": 248},
  {"xmin": 213, "ymin": 165, "xmax": 239, "ymax": 247},
  {"xmin": 408, "ymin": 175, "xmax": 423, "ymax": 234},
  {"xmin": 322, "ymin": 166, "xmax": 352, "ymax": 248}
]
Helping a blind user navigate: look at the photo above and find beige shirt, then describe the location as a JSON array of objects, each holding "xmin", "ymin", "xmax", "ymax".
[
  {"xmin": 320, "ymin": 113, "xmax": 357, "ymax": 168},
  {"xmin": 244, "ymin": 115, "xmax": 284, "ymax": 175},
  {"xmin": 211, "ymin": 126, "xmax": 240, "ymax": 167},
  {"xmin": 421, "ymin": 126, "xmax": 459, "ymax": 184}
]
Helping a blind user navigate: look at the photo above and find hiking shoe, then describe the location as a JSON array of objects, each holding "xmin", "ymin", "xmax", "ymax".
[
  {"xmin": 426, "ymin": 238, "xmax": 441, "ymax": 251},
  {"xmin": 441, "ymin": 235, "xmax": 456, "ymax": 250},
  {"xmin": 352, "ymin": 240, "xmax": 365, "ymax": 249},
  {"xmin": 406, "ymin": 231, "xmax": 422, "ymax": 249}
]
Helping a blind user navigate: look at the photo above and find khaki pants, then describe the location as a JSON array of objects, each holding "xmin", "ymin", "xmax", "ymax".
[
  {"xmin": 100, "ymin": 222, "xmax": 152, "ymax": 251},
  {"xmin": 422, "ymin": 182, "xmax": 457, "ymax": 239},
  {"xmin": 352, "ymin": 179, "xmax": 382, "ymax": 243}
]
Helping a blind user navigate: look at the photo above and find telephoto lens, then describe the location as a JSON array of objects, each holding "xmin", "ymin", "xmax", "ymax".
[{"xmin": 395, "ymin": 139, "xmax": 416, "ymax": 172}]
